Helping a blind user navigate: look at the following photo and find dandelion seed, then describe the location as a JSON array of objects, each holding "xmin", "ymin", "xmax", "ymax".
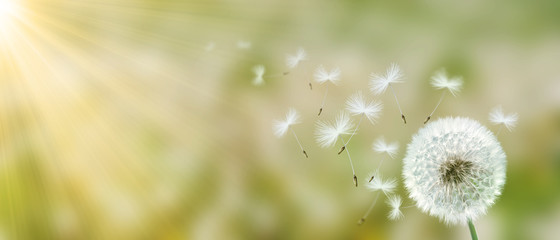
[
  {"xmin": 403, "ymin": 117, "xmax": 506, "ymax": 226},
  {"xmin": 273, "ymin": 108, "xmax": 301, "ymax": 137},
  {"xmin": 314, "ymin": 65, "xmax": 341, "ymax": 85},
  {"xmin": 372, "ymin": 137, "xmax": 399, "ymax": 159},
  {"xmin": 489, "ymin": 105, "xmax": 519, "ymax": 135},
  {"xmin": 366, "ymin": 170, "xmax": 397, "ymax": 195},
  {"xmin": 366, "ymin": 138, "xmax": 399, "ymax": 183},
  {"xmin": 273, "ymin": 108, "xmax": 308, "ymax": 158},
  {"xmin": 346, "ymin": 91, "xmax": 383, "ymax": 124},
  {"xmin": 285, "ymin": 48, "xmax": 310, "ymax": 89},
  {"xmin": 315, "ymin": 111, "xmax": 353, "ymax": 148},
  {"xmin": 360, "ymin": 171, "xmax": 396, "ymax": 224},
  {"xmin": 237, "ymin": 40, "xmax": 251, "ymax": 49},
  {"xmin": 252, "ymin": 65, "xmax": 265, "ymax": 86},
  {"xmin": 431, "ymin": 69, "xmax": 463, "ymax": 96},
  {"xmin": 286, "ymin": 47, "xmax": 307, "ymax": 69},
  {"xmin": 315, "ymin": 112, "xmax": 357, "ymax": 186},
  {"xmin": 386, "ymin": 195, "xmax": 404, "ymax": 220},
  {"xmin": 205, "ymin": 42, "xmax": 215, "ymax": 52},
  {"xmin": 314, "ymin": 65, "xmax": 341, "ymax": 116},
  {"xmin": 369, "ymin": 63, "xmax": 406, "ymax": 124},
  {"xmin": 336, "ymin": 91, "xmax": 383, "ymax": 154},
  {"xmin": 424, "ymin": 69, "xmax": 463, "ymax": 124}
]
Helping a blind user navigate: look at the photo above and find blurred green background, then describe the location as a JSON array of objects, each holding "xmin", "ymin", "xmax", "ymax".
[{"xmin": 0, "ymin": 0, "xmax": 559, "ymax": 239}]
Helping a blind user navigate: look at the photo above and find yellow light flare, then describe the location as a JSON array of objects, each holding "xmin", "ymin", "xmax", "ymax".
[
  {"xmin": 0, "ymin": 0, "xmax": 19, "ymax": 24},
  {"xmin": 0, "ymin": 0, "xmax": 243, "ymax": 238},
  {"xmin": 0, "ymin": 0, "xmax": 17, "ymax": 13},
  {"xmin": 0, "ymin": 0, "xmax": 22, "ymax": 43}
]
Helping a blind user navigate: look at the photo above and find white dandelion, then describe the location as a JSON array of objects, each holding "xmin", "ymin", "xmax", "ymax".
[
  {"xmin": 252, "ymin": 65, "xmax": 265, "ymax": 86},
  {"xmin": 489, "ymin": 105, "xmax": 519, "ymax": 135},
  {"xmin": 372, "ymin": 137, "xmax": 399, "ymax": 159},
  {"xmin": 369, "ymin": 63, "xmax": 407, "ymax": 124},
  {"xmin": 386, "ymin": 195, "xmax": 404, "ymax": 221},
  {"xmin": 315, "ymin": 112, "xmax": 358, "ymax": 186},
  {"xmin": 237, "ymin": 40, "xmax": 251, "ymax": 49},
  {"xmin": 273, "ymin": 108, "xmax": 308, "ymax": 158},
  {"xmin": 403, "ymin": 117, "xmax": 506, "ymax": 239},
  {"xmin": 314, "ymin": 65, "xmax": 341, "ymax": 116},
  {"xmin": 337, "ymin": 91, "xmax": 383, "ymax": 154},
  {"xmin": 424, "ymin": 69, "xmax": 464, "ymax": 124},
  {"xmin": 286, "ymin": 47, "xmax": 307, "ymax": 69}
]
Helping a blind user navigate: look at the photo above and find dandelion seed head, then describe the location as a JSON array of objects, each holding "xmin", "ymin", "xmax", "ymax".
[
  {"xmin": 314, "ymin": 65, "xmax": 341, "ymax": 85},
  {"xmin": 366, "ymin": 170, "xmax": 397, "ymax": 195},
  {"xmin": 386, "ymin": 195, "xmax": 404, "ymax": 220},
  {"xmin": 273, "ymin": 108, "xmax": 301, "ymax": 137},
  {"xmin": 286, "ymin": 48, "xmax": 307, "ymax": 69},
  {"xmin": 402, "ymin": 117, "xmax": 506, "ymax": 225},
  {"xmin": 430, "ymin": 69, "xmax": 463, "ymax": 96},
  {"xmin": 252, "ymin": 65, "xmax": 265, "ymax": 86},
  {"xmin": 345, "ymin": 91, "xmax": 383, "ymax": 124},
  {"xmin": 315, "ymin": 111, "xmax": 353, "ymax": 148},
  {"xmin": 369, "ymin": 63, "xmax": 404, "ymax": 95},
  {"xmin": 489, "ymin": 105, "xmax": 519, "ymax": 132},
  {"xmin": 372, "ymin": 137, "xmax": 399, "ymax": 158}
]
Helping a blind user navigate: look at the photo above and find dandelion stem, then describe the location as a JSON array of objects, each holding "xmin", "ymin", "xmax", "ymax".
[
  {"xmin": 318, "ymin": 83, "xmax": 329, "ymax": 116},
  {"xmin": 339, "ymin": 136, "xmax": 357, "ymax": 187},
  {"xmin": 368, "ymin": 160, "xmax": 386, "ymax": 182},
  {"xmin": 425, "ymin": 91, "xmax": 447, "ymax": 124},
  {"xmin": 468, "ymin": 218, "xmax": 478, "ymax": 240},
  {"xmin": 264, "ymin": 72, "xmax": 289, "ymax": 78},
  {"xmin": 358, "ymin": 192, "xmax": 380, "ymax": 225},
  {"xmin": 377, "ymin": 158, "xmax": 386, "ymax": 170},
  {"xmin": 389, "ymin": 84, "xmax": 406, "ymax": 124},
  {"xmin": 291, "ymin": 128, "xmax": 308, "ymax": 158},
  {"xmin": 338, "ymin": 115, "xmax": 364, "ymax": 154},
  {"xmin": 346, "ymin": 115, "xmax": 363, "ymax": 144}
]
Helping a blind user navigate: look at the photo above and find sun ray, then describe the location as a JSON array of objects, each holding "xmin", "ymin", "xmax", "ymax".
[{"xmin": 0, "ymin": 0, "xmax": 252, "ymax": 237}]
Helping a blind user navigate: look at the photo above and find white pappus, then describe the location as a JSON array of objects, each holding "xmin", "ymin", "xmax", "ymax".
[
  {"xmin": 252, "ymin": 65, "xmax": 266, "ymax": 86},
  {"xmin": 402, "ymin": 117, "xmax": 506, "ymax": 225},
  {"xmin": 369, "ymin": 63, "xmax": 407, "ymax": 124},
  {"xmin": 273, "ymin": 108, "xmax": 308, "ymax": 158},
  {"xmin": 489, "ymin": 105, "xmax": 519, "ymax": 133}
]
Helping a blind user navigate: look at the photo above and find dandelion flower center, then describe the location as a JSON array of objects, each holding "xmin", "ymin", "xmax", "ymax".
[{"xmin": 439, "ymin": 156, "xmax": 473, "ymax": 186}]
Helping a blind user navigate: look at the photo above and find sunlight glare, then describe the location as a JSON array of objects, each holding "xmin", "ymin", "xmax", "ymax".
[
  {"xmin": 0, "ymin": 0, "xmax": 21, "ymax": 43},
  {"xmin": 0, "ymin": 0, "xmax": 20, "ymax": 25}
]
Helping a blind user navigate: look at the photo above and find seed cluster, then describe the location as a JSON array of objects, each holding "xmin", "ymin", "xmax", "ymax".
[{"xmin": 439, "ymin": 155, "xmax": 474, "ymax": 186}]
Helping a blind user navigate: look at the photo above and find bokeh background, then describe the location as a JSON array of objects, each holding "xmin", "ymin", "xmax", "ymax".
[{"xmin": 0, "ymin": 0, "xmax": 559, "ymax": 239}]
